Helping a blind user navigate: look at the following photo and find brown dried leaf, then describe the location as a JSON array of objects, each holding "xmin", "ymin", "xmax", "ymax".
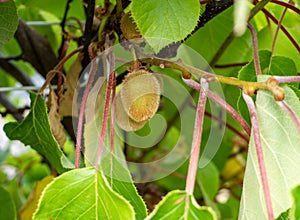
[
  {"xmin": 47, "ymin": 88, "xmax": 66, "ymax": 147},
  {"xmin": 59, "ymin": 53, "xmax": 83, "ymax": 116}
]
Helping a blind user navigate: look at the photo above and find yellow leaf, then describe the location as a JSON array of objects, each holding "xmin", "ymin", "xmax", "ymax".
[{"xmin": 19, "ymin": 176, "xmax": 54, "ymax": 220}]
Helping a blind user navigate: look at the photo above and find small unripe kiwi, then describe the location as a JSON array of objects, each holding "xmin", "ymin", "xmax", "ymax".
[
  {"xmin": 121, "ymin": 70, "xmax": 161, "ymax": 122},
  {"xmin": 114, "ymin": 93, "xmax": 147, "ymax": 131},
  {"xmin": 115, "ymin": 70, "xmax": 161, "ymax": 131}
]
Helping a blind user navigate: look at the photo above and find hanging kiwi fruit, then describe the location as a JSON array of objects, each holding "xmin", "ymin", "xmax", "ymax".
[{"xmin": 115, "ymin": 70, "xmax": 161, "ymax": 131}]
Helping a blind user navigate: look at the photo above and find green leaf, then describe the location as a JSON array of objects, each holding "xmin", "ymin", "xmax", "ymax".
[
  {"xmin": 131, "ymin": 0, "xmax": 201, "ymax": 53},
  {"xmin": 292, "ymin": 185, "xmax": 300, "ymax": 220},
  {"xmin": 4, "ymin": 93, "xmax": 73, "ymax": 174},
  {"xmin": 83, "ymin": 77, "xmax": 147, "ymax": 219},
  {"xmin": 239, "ymin": 82, "xmax": 300, "ymax": 218},
  {"xmin": 197, "ymin": 160, "xmax": 219, "ymax": 202},
  {"xmin": 238, "ymin": 50, "xmax": 272, "ymax": 81},
  {"xmin": 0, "ymin": 0, "xmax": 18, "ymax": 48},
  {"xmin": 0, "ymin": 186, "xmax": 16, "ymax": 220},
  {"xmin": 102, "ymin": 154, "xmax": 148, "ymax": 220},
  {"xmin": 146, "ymin": 190, "xmax": 217, "ymax": 220},
  {"xmin": 196, "ymin": 160, "xmax": 220, "ymax": 216},
  {"xmin": 33, "ymin": 168, "xmax": 135, "ymax": 219},
  {"xmin": 237, "ymin": 50, "xmax": 299, "ymax": 124},
  {"xmin": 275, "ymin": 209, "xmax": 290, "ymax": 220}
]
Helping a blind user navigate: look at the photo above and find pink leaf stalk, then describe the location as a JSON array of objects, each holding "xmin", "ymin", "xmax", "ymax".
[
  {"xmin": 110, "ymin": 72, "xmax": 116, "ymax": 153},
  {"xmin": 273, "ymin": 76, "xmax": 300, "ymax": 83},
  {"xmin": 247, "ymin": 24, "xmax": 261, "ymax": 76},
  {"xmin": 75, "ymin": 58, "xmax": 97, "ymax": 168},
  {"xmin": 242, "ymin": 92, "xmax": 274, "ymax": 220},
  {"xmin": 185, "ymin": 78, "xmax": 208, "ymax": 195},
  {"xmin": 182, "ymin": 77, "xmax": 251, "ymax": 135},
  {"xmin": 95, "ymin": 71, "xmax": 114, "ymax": 168}
]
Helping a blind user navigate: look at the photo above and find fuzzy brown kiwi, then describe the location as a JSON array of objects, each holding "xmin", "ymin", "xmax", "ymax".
[
  {"xmin": 114, "ymin": 93, "xmax": 147, "ymax": 131},
  {"xmin": 120, "ymin": 70, "xmax": 161, "ymax": 123}
]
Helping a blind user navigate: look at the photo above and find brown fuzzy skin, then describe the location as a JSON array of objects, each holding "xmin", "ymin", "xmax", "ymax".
[
  {"xmin": 120, "ymin": 70, "xmax": 161, "ymax": 123},
  {"xmin": 114, "ymin": 93, "xmax": 147, "ymax": 131}
]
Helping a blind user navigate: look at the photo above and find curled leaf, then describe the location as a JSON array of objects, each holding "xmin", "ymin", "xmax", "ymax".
[
  {"xmin": 47, "ymin": 88, "xmax": 66, "ymax": 147},
  {"xmin": 59, "ymin": 54, "xmax": 83, "ymax": 116}
]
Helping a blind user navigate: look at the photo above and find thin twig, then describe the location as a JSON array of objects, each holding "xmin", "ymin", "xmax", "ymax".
[
  {"xmin": 262, "ymin": 8, "xmax": 300, "ymax": 52},
  {"xmin": 95, "ymin": 70, "xmax": 114, "ymax": 167},
  {"xmin": 214, "ymin": 62, "xmax": 248, "ymax": 68},
  {"xmin": 182, "ymin": 77, "xmax": 251, "ymax": 136},
  {"xmin": 271, "ymin": 0, "xmax": 300, "ymax": 14},
  {"xmin": 271, "ymin": 2, "xmax": 288, "ymax": 54},
  {"xmin": 75, "ymin": 58, "xmax": 98, "ymax": 168},
  {"xmin": 273, "ymin": 76, "xmax": 300, "ymax": 83},
  {"xmin": 82, "ymin": 0, "xmax": 96, "ymax": 68},
  {"xmin": 247, "ymin": 24, "xmax": 261, "ymax": 76},
  {"xmin": 58, "ymin": 0, "xmax": 73, "ymax": 56},
  {"xmin": 185, "ymin": 78, "xmax": 208, "ymax": 195}
]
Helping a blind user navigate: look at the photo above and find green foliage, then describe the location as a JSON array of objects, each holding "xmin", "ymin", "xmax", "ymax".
[
  {"xmin": 292, "ymin": 185, "xmax": 300, "ymax": 220},
  {"xmin": 196, "ymin": 160, "xmax": 220, "ymax": 216},
  {"xmin": 131, "ymin": 0, "xmax": 201, "ymax": 53},
  {"xmin": 0, "ymin": 0, "xmax": 300, "ymax": 219},
  {"xmin": 102, "ymin": 154, "xmax": 148, "ymax": 220},
  {"xmin": 146, "ymin": 190, "xmax": 216, "ymax": 220},
  {"xmin": 239, "ymin": 82, "xmax": 300, "ymax": 219},
  {"xmin": 0, "ymin": 186, "xmax": 16, "ymax": 220},
  {"xmin": 33, "ymin": 168, "xmax": 135, "ymax": 219},
  {"xmin": 4, "ymin": 93, "xmax": 73, "ymax": 174},
  {"xmin": 0, "ymin": 0, "xmax": 18, "ymax": 48},
  {"xmin": 238, "ymin": 50, "xmax": 299, "ymax": 123},
  {"xmin": 276, "ymin": 209, "xmax": 290, "ymax": 220}
]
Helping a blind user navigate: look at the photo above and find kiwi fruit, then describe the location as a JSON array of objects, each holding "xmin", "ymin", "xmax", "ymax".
[{"xmin": 115, "ymin": 70, "xmax": 161, "ymax": 131}]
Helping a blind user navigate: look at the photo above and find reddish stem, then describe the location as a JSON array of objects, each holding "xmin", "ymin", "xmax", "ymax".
[
  {"xmin": 110, "ymin": 72, "xmax": 116, "ymax": 153},
  {"xmin": 242, "ymin": 92, "xmax": 274, "ymax": 220},
  {"xmin": 271, "ymin": 0, "xmax": 300, "ymax": 14},
  {"xmin": 96, "ymin": 72, "xmax": 114, "ymax": 167},
  {"xmin": 247, "ymin": 24, "xmax": 261, "ymax": 76},
  {"xmin": 262, "ymin": 9, "xmax": 300, "ymax": 52},
  {"xmin": 183, "ymin": 78, "xmax": 251, "ymax": 136},
  {"xmin": 271, "ymin": 4, "xmax": 288, "ymax": 54},
  {"xmin": 205, "ymin": 111, "xmax": 249, "ymax": 143},
  {"xmin": 273, "ymin": 76, "xmax": 300, "ymax": 83},
  {"xmin": 185, "ymin": 78, "xmax": 208, "ymax": 195},
  {"xmin": 75, "ymin": 58, "xmax": 98, "ymax": 168},
  {"xmin": 214, "ymin": 62, "xmax": 248, "ymax": 68},
  {"xmin": 277, "ymin": 100, "xmax": 300, "ymax": 134},
  {"xmin": 56, "ymin": 45, "xmax": 84, "ymax": 71}
]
